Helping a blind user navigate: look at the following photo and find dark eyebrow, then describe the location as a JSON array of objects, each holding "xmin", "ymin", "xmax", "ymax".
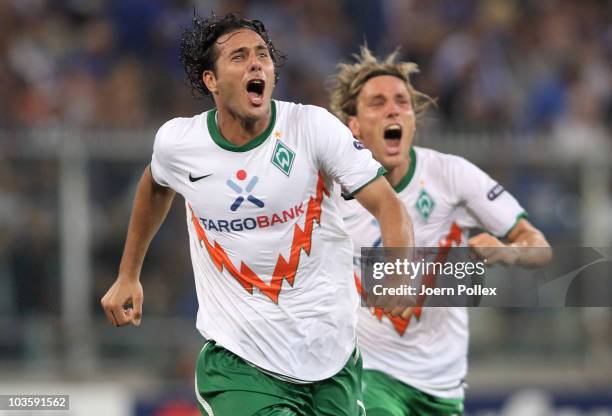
[
  {"xmin": 229, "ymin": 47, "xmax": 248, "ymax": 56},
  {"xmin": 229, "ymin": 44, "xmax": 268, "ymax": 56}
]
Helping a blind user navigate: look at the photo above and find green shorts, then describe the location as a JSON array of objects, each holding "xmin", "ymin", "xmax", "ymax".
[
  {"xmin": 194, "ymin": 340, "xmax": 365, "ymax": 416},
  {"xmin": 362, "ymin": 370, "xmax": 464, "ymax": 416}
]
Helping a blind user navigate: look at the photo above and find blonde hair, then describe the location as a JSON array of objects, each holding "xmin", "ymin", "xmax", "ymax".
[{"xmin": 329, "ymin": 45, "xmax": 433, "ymax": 124}]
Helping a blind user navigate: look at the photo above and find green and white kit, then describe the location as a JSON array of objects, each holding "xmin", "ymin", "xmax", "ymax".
[
  {"xmin": 341, "ymin": 146, "xmax": 525, "ymax": 404},
  {"xmin": 150, "ymin": 100, "xmax": 382, "ymax": 388}
]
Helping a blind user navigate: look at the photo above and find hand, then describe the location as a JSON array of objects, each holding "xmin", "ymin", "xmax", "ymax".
[
  {"xmin": 390, "ymin": 306, "xmax": 416, "ymax": 320},
  {"xmin": 372, "ymin": 273, "xmax": 417, "ymax": 319},
  {"xmin": 101, "ymin": 277, "xmax": 143, "ymax": 327},
  {"xmin": 468, "ymin": 233, "xmax": 519, "ymax": 266}
]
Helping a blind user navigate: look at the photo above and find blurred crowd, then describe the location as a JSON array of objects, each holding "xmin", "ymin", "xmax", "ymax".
[
  {"xmin": 0, "ymin": 0, "xmax": 610, "ymax": 136},
  {"xmin": 0, "ymin": 0, "xmax": 611, "ymax": 367}
]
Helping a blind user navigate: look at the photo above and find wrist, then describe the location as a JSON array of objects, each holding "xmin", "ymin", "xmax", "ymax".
[{"xmin": 117, "ymin": 266, "xmax": 141, "ymax": 282}]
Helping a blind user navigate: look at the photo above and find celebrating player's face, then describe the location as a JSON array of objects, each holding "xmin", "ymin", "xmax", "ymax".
[
  {"xmin": 349, "ymin": 75, "xmax": 415, "ymax": 169},
  {"xmin": 205, "ymin": 29, "xmax": 275, "ymax": 122}
]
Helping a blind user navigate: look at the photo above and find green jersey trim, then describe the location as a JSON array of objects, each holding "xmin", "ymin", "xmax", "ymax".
[
  {"xmin": 207, "ymin": 101, "xmax": 277, "ymax": 152},
  {"xmin": 393, "ymin": 147, "xmax": 417, "ymax": 194},
  {"xmin": 343, "ymin": 166, "xmax": 387, "ymax": 199},
  {"xmin": 501, "ymin": 211, "xmax": 528, "ymax": 239}
]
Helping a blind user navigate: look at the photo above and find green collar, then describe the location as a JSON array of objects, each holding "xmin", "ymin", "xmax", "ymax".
[
  {"xmin": 392, "ymin": 147, "xmax": 417, "ymax": 193},
  {"xmin": 207, "ymin": 101, "xmax": 276, "ymax": 152}
]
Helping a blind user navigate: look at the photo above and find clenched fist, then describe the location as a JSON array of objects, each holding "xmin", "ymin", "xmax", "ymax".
[{"xmin": 101, "ymin": 277, "xmax": 143, "ymax": 327}]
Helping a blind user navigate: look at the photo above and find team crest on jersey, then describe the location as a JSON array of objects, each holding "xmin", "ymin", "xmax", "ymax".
[
  {"xmin": 415, "ymin": 189, "xmax": 435, "ymax": 221},
  {"xmin": 271, "ymin": 140, "xmax": 295, "ymax": 176}
]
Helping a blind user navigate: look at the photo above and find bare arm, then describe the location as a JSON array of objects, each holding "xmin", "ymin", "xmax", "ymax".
[
  {"xmin": 353, "ymin": 177, "xmax": 415, "ymax": 317},
  {"xmin": 353, "ymin": 177, "xmax": 415, "ymax": 248},
  {"xmin": 101, "ymin": 165, "xmax": 176, "ymax": 326},
  {"xmin": 469, "ymin": 218, "xmax": 552, "ymax": 267}
]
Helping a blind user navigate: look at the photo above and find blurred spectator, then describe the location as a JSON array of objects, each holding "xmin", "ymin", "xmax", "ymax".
[{"xmin": 0, "ymin": 0, "xmax": 608, "ymax": 134}]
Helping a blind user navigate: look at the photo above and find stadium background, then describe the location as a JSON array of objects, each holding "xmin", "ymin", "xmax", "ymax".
[{"xmin": 0, "ymin": 0, "xmax": 610, "ymax": 414}]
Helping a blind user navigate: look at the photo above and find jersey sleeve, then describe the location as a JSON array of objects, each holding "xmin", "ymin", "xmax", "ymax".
[
  {"xmin": 447, "ymin": 156, "xmax": 526, "ymax": 238},
  {"xmin": 150, "ymin": 120, "xmax": 175, "ymax": 188},
  {"xmin": 308, "ymin": 106, "xmax": 385, "ymax": 197}
]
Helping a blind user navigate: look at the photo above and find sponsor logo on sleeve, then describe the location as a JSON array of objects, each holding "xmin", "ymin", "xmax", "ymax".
[{"xmin": 487, "ymin": 183, "xmax": 505, "ymax": 201}]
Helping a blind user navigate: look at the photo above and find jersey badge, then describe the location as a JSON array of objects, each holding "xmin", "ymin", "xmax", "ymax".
[
  {"xmin": 415, "ymin": 188, "xmax": 435, "ymax": 221},
  {"xmin": 271, "ymin": 140, "xmax": 295, "ymax": 176},
  {"xmin": 487, "ymin": 183, "xmax": 505, "ymax": 201}
]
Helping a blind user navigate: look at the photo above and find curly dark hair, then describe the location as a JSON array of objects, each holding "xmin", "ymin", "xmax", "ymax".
[{"xmin": 180, "ymin": 13, "xmax": 287, "ymax": 97}]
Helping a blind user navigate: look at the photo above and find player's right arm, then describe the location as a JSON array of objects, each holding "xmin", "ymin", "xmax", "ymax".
[
  {"xmin": 101, "ymin": 165, "xmax": 175, "ymax": 327},
  {"xmin": 352, "ymin": 176, "xmax": 414, "ymax": 250},
  {"xmin": 353, "ymin": 177, "xmax": 416, "ymax": 318}
]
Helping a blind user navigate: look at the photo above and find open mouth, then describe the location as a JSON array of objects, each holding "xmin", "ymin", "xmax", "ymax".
[
  {"xmin": 246, "ymin": 79, "xmax": 265, "ymax": 106},
  {"xmin": 384, "ymin": 124, "xmax": 402, "ymax": 140},
  {"xmin": 383, "ymin": 124, "xmax": 402, "ymax": 155}
]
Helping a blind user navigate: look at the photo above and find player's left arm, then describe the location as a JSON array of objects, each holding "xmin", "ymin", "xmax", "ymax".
[
  {"xmin": 468, "ymin": 218, "xmax": 552, "ymax": 267},
  {"xmin": 353, "ymin": 176, "xmax": 415, "ymax": 248},
  {"xmin": 447, "ymin": 155, "xmax": 552, "ymax": 267}
]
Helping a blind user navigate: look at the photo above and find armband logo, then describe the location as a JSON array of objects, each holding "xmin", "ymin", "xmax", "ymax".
[{"xmin": 487, "ymin": 183, "xmax": 505, "ymax": 201}]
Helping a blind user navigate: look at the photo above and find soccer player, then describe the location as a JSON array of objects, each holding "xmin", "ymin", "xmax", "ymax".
[
  {"xmin": 100, "ymin": 15, "xmax": 414, "ymax": 416},
  {"xmin": 329, "ymin": 47, "xmax": 552, "ymax": 416}
]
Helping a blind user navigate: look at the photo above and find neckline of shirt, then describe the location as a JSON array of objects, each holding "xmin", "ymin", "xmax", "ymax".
[
  {"xmin": 206, "ymin": 100, "xmax": 277, "ymax": 152},
  {"xmin": 393, "ymin": 147, "xmax": 417, "ymax": 194}
]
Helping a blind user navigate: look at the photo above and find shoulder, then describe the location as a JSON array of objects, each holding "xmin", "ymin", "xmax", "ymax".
[
  {"xmin": 154, "ymin": 112, "xmax": 207, "ymax": 149},
  {"xmin": 275, "ymin": 100, "xmax": 341, "ymax": 127},
  {"xmin": 415, "ymin": 146, "xmax": 478, "ymax": 176},
  {"xmin": 414, "ymin": 146, "xmax": 466, "ymax": 165},
  {"xmin": 413, "ymin": 146, "xmax": 489, "ymax": 201}
]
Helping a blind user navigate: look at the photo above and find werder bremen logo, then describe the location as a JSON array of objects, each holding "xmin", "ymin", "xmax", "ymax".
[
  {"xmin": 415, "ymin": 189, "xmax": 435, "ymax": 221},
  {"xmin": 271, "ymin": 140, "xmax": 295, "ymax": 176}
]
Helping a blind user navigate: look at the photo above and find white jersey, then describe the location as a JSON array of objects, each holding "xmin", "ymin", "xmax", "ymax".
[
  {"xmin": 341, "ymin": 146, "xmax": 525, "ymax": 398},
  {"xmin": 150, "ymin": 100, "xmax": 383, "ymax": 382}
]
